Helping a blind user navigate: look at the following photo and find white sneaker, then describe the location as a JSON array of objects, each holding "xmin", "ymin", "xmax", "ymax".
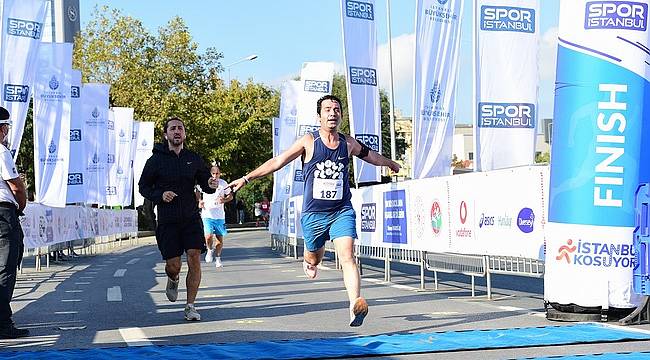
[
  {"xmin": 215, "ymin": 257, "xmax": 223, "ymax": 268},
  {"xmin": 205, "ymin": 249, "xmax": 214, "ymax": 263},
  {"xmin": 166, "ymin": 277, "xmax": 179, "ymax": 302},
  {"xmin": 184, "ymin": 304, "xmax": 201, "ymax": 321}
]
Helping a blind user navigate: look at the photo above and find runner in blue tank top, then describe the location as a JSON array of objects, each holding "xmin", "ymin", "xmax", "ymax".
[{"xmin": 229, "ymin": 95, "xmax": 400, "ymax": 327}]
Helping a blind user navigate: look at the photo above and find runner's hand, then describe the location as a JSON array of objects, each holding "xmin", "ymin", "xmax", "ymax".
[
  {"xmin": 228, "ymin": 178, "xmax": 247, "ymax": 193},
  {"xmin": 162, "ymin": 191, "xmax": 177, "ymax": 203},
  {"xmin": 388, "ymin": 161, "xmax": 401, "ymax": 173}
]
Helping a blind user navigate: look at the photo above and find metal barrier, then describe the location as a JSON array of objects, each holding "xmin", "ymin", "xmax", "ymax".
[{"xmin": 269, "ymin": 235, "xmax": 544, "ymax": 300}]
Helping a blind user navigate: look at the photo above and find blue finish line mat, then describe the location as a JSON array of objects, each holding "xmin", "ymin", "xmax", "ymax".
[
  {"xmin": 529, "ymin": 351, "xmax": 650, "ymax": 359},
  {"xmin": 1, "ymin": 323, "xmax": 649, "ymax": 359}
]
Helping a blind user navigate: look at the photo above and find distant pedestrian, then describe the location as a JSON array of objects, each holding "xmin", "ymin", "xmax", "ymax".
[
  {"xmin": 236, "ymin": 199, "xmax": 245, "ymax": 224},
  {"xmin": 0, "ymin": 107, "xmax": 29, "ymax": 338},
  {"xmin": 254, "ymin": 201, "xmax": 262, "ymax": 227},
  {"xmin": 139, "ymin": 117, "xmax": 218, "ymax": 321},
  {"xmin": 260, "ymin": 196, "xmax": 270, "ymax": 227}
]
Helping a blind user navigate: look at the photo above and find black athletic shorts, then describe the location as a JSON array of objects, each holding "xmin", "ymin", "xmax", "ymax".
[{"xmin": 155, "ymin": 216, "xmax": 206, "ymax": 260}]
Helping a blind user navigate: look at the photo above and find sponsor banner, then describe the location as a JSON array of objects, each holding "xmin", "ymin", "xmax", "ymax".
[
  {"xmin": 33, "ymin": 42, "xmax": 73, "ymax": 207},
  {"xmin": 1, "ymin": 0, "xmax": 48, "ymax": 159},
  {"xmin": 407, "ymin": 177, "xmax": 451, "ymax": 252},
  {"xmin": 133, "ymin": 121, "xmax": 155, "ymax": 208},
  {"xmin": 293, "ymin": 62, "xmax": 334, "ymax": 196},
  {"xmin": 447, "ymin": 173, "xmax": 481, "ymax": 253},
  {"xmin": 106, "ymin": 107, "xmax": 134, "ymax": 206},
  {"xmin": 20, "ymin": 204, "xmax": 137, "ymax": 249},
  {"xmin": 351, "ymin": 186, "xmax": 383, "ymax": 247},
  {"xmin": 383, "ymin": 188, "xmax": 408, "ymax": 245},
  {"xmin": 412, "ymin": 0, "xmax": 464, "ymax": 178},
  {"xmin": 474, "ymin": 0, "xmax": 539, "ymax": 171},
  {"xmin": 341, "ymin": 0, "xmax": 381, "ymax": 183},
  {"xmin": 275, "ymin": 80, "xmax": 301, "ymax": 202},
  {"xmin": 66, "ymin": 69, "xmax": 85, "ymax": 204},
  {"xmin": 546, "ymin": 0, "xmax": 650, "ymax": 309},
  {"xmin": 82, "ymin": 83, "xmax": 110, "ymax": 205}
]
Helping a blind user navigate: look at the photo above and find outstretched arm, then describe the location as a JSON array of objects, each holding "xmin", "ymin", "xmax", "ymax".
[
  {"xmin": 347, "ymin": 135, "xmax": 401, "ymax": 173},
  {"xmin": 229, "ymin": 134, "xmax": 309, "ymax": 192}
]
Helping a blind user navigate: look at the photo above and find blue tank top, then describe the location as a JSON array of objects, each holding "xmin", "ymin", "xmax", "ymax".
[{"xmin": 302, "ymin": 131, "xmax": 352, "ymax": 213}]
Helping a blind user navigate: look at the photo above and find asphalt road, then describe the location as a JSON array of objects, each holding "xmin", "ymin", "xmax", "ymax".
[{"xmin": 2, "ymin": 230, "xmax": 650, "ymax": 359}]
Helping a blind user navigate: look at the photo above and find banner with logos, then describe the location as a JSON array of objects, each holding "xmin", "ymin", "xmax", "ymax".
[
  {"xmin": 273, "ymin": 81, "xmax": 300, "ymax": 202},
  {"xmin": 546, "ymin": 0, "xmax": 650, "ymax": 309},
  {"xmin": 33, "ymin": 42, "xmax": 73, "ymax": 208},
  {"xmin": 292, "ymin": 62, "xmax": 334, "ymax": 196},
  {"xmin": 407, "ymin": 177, "xmax": 451, "ymax": 252},
  {"xmin": 106, "ymin": 107, "xmax": 134, "ymax": 206},
  {"xmin": 82, "ymin": 83, "xmax": 110, "ymax": 205},
  {"xmin": 412, "ymin": 0, "xmax": 464, "ymax": 179},
  {"xmin": 133, "ymin": 121, "xmax": 155, "ymax": 208},
  {"xmin": 20, "ymin": 203, "xmax": 138, "ymax": 249},
  {"xmin": 66, "ymin": 69, "xmax": 85, "ymax": 204},
  {"xmin": 474, "ymin": 0, "xmax": 539, "ymax": 171},
  {"xmin": 1, "ymin": 0, "xmax": 48, "ymax": 159},
  {"xmin": 341, "ymin": 0, "xmax": 381, "ymax": 183}
]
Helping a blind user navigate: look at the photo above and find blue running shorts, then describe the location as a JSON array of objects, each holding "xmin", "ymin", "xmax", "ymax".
[
  {"xmin": 301, "ymin": 207, "xmax": 357, "ymax": 252},
  {"xmin": 202, "ymin": 218, "xmax": 228, "ymax": 236}
]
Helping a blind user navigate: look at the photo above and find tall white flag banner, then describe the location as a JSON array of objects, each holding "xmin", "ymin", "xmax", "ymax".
[
  {"xmin": 133, "ymin": 121, "xmax": 154, "ymax": 208},
  {"xmin": 293, "ymin": 62, "xmax": 334, "ymax": 196},
  {"xmin": 412, "ymin": 0, "xmax": 463, "ymax": 179},
  {"xmin": 341, "ymin": 0, "xmax": 381, "ymax": 183},
  {"xmin": 107, "ymin": 107, "xmax": 134, "ymax": 207},
  {"xmin": 126, "ymin": 116, "xmax": 138, "ymax": 207},
  {"xmin": 474, "ymin": 0, "xmax": 539, "ymax": 171},
  {"xmin": 104, "ymin": 109, "xmax": 117, "ymax": 206},
  {"xmin": 33, "ymin": 42, "xmax": 73, "ymax": 208},
  {"xmin": 1, "ymin": 0, "xmax": 47, "ymax": 159},
  {"xmin": 82, "ymin": 83, "xmax": 110, "ymax": 205},
  {"xmin": 272, "ymin": 80, "xmax": 299, "ymax": 202},
  {"xmin": 66, "ymin": 69, "xmax": 85, "ymax": 204}
]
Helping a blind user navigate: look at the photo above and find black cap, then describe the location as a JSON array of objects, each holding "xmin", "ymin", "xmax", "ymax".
[{"xmin": 0, "ymin": 106, "xmax": 9, "ymax": 121}]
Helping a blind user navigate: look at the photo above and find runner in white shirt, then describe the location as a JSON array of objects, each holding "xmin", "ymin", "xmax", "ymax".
[{"xmin": 199, "ymin": 165, "xmax": 233, "ymax": 268}]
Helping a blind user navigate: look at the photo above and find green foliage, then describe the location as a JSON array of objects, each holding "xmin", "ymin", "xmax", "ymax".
[
  {"xmin": 72, "ymin": 6, "xmax": 279, "ymax": 211},
  {"xmin": 535, "ymin": 151, "xmax": 550, "ymax": 164}
]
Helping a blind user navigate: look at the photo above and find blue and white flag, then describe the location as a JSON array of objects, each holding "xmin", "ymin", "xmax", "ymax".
[
  {"xmin": 66, "ymin": 69, "xmax": 84, "ymax": 204},
  {"xmin": 412, "ymin": 0, "xmax": 464, "ymax": 178},
  {"xmin": 82, "ymin": 83, "xmax": 110, "ymax": 205},
  {"xmin": 545, "ymin": 0, "xmax": 650, "ymax": 310},
  {"xmin": 106, "ymin": 107, "xmax": 133, "ymax": 207},
  {"xmin": 292, "ymin": 62, "xmax": 334, "ymax": 196},
  {"xmin": 133, "ymin": 121, "xmax": 154, "ymax": 208},
  {"xmin": 0, "ymin": 0, "xmax": 47, "ymax": 159},
  {"xmin": 273, "ymin": 80, "xmax": 300, "ymax": 202},
  {"xmin": 341, "ymin": 0, "xmax": 381, "ymax": 183},
  {"xmin": 474, "ymin": 0, "xmax": 539, "ymax": 171},
  {"xmin": 33, "ymin": 42, "xmax": 73, "ymax": 207}
]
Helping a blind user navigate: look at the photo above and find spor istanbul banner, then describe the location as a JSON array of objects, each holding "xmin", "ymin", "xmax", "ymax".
[
  {"xmin": 412, "ymin": 0, "xmax": 463, "ymax": 178},
  {"xmin": 0, "ymin": 0, "xmax": 47, "ymax": 159},
  {"xmin": 273, "ymin": 80, "xmax": 299, "ymax": 202},
  {"xmin": 341, "ymin": 0, "xmax": 381, "ymax": 183},
  {"xmin": 33, "ymin": 42, "xmax": 73, "ymax": 208},
  {"xmin": 66, "ymin": 69, "xmax": 85, "ymax": 204},
  {"xmin": 474, "ymin": 0, "xmax": 539, "ymax": 171},
  {"xmin": 132, "ymin": 121, "xmax": 154, "ymax": 208},
  {"xmin": 292, "ymin": 62, "xmax": 334, "ymax": 196},
  {"xmin": 545, "ymin": 0, "xmax": 650, "ymax": 309},
  {"xmin": 82, "ymin": 83, "xmax": 110, "ymax": 205}
]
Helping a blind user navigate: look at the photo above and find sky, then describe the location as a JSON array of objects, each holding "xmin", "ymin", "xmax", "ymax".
[{"xmin": 80, "ymin": 0, "xmax": 561, "ymax": 124}]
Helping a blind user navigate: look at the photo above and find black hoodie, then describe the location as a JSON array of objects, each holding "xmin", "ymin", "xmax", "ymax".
[{"xmin": 138, "ymin": 143, "xmax": 215, "ymax": 224}]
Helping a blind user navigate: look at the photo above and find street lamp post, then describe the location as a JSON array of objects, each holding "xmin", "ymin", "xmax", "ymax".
[{"xmin": 226, "ymin": 54, "xmax": 258, "ymax": 85}]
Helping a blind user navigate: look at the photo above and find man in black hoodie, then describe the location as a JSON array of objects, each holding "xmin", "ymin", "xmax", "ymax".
[{"xmin": 139, "ymin": 117, "xmax": 217, "ymax": 321}]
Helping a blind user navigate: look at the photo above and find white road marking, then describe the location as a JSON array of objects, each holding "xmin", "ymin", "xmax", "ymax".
[
  {"xmin": 119, "ymin": 327, "xmax": 153, "ymax": 346},
  {"xmin": 281, "ymin": 269, "xmax": 296, "ymax": 273},
  {"xmin": 144, "ymin": 251, "xmax": 156, "ymax": 256},
  {"xmin": 107, "ymin": 286, "xmax": 122, "ymax": 302},
  {"xmin": 79, "ymin": 276, "xmax": 94, "ymax": 279},
  {"xmin": 312, "ymin": 281, "xmax": 332, "ymax": 285},
  {"xmin": 65, "ymin": 290, "xmax": 83, "ymax": 293},
  {"xmin": 54, "ymin": 311, "xmax": 78, "ymax": 315},
  {"xmin": 61, "ymin": 299, "xmax": 81, "ymax": 303},
  {"xmin": 114, "ymin": 269, "xmax": 127, "ymax": 277},
  {"xmin": 601, "ymin": 323, "xmax": 650, "ymax": 335},
  {"xmin": 126, "ymin": 258, "xmax": 140, "ymax": 265},
  {"xmin": 374, "ymin": 299, "xmax": 397, "ymax": 303},
  {"xmin": 75, "ymin": 282, "xmax": 90, "ymax": 285},
  {"xmin": 362, "ymin": 278, "xmax": 419, "ymax": 291}
]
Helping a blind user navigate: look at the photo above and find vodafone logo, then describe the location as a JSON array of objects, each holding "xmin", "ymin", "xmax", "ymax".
[{"xmin": 459, "ymin": 201, "xmax": 468, "ymax": 224}]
